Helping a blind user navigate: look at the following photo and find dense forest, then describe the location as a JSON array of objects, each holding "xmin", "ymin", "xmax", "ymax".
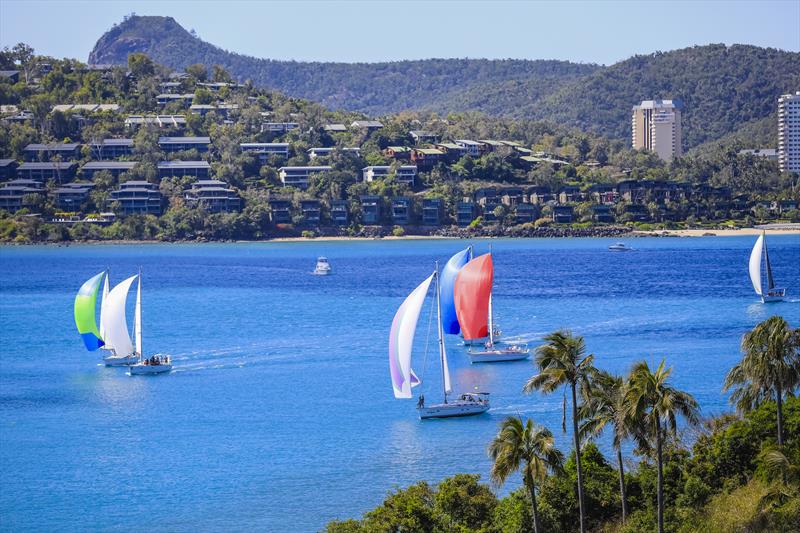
[
  {"xmin": 327, "ymin": 318, "xmax": 800, "ymax": 533},
  {"xmin": 88, "ymin": 16, "xmax": 800, "ymax": 148}
]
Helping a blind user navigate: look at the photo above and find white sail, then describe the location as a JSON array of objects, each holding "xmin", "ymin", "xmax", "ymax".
[
  {"xmin": 99, "ymin": 272, "xmax": 111, "ymax": 347},
  {"xmin": 101, "ymin": 275, "xmax": 137, "ymax": 357},
  {"xmin": 389, "ymin": 273, "xmax": 434, "ymax": 399},
  {"xmin": 134, "ymin": 275, "xmax": 142, "ymax": 357},
  {"xmin": 749, "ymin": 233, "xmax": 764, "ymax": 296},
  {"xmin": 435, "ymin": 272, "xmax": 452, "ymax": 395}
]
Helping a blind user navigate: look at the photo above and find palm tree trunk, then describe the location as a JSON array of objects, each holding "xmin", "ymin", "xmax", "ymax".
[
  {"xmin": 656, "ymin": 419, "xmax": 664, "ymax": 533},
  {"xmin": 616, "ymin": 446, "xmax": 628, "ymax": 522},
  {"xmin": 571, "ymin": 383, "xmax": 586, "ymax": 533},
  {"xmin": 527, "ymin": 471, "xmax": 541, "ymax": 533},
  {"xmin": 776, "ymin": 382, "xmax": 784, "ymax": 446}
]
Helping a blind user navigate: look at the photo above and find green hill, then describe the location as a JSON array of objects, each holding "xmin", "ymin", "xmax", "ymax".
[{"xmin": 88, "ymin": 16, "xmax": 800, "ymax": 149}]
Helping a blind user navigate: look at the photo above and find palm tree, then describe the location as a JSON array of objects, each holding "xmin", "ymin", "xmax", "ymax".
[
  {"xmin": 487, "ymin": 416, "xmax": 564, "ymax": 533},
  {"xmin": 757, "ymin": 447, "xmax": 799, "ymax": 513},
  {"xmin": 724, "ymin": 316, "xmax": 800, "ymax": 446},
  {"xmin": 523, "ymin": 330, "xmax": 595, "ymax": 533},
  {"xmin": 580, "ymin": 370, "xmax": 635, "ymax": 523},
  {"xmin": 625, "ymin": 359, "xmax": 699, "ymax": 533}
]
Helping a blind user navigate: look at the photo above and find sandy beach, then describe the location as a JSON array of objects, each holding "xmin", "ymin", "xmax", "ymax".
[{"xmin": 636, "ymin": 225, "xmax": 800, "ymax": 238}]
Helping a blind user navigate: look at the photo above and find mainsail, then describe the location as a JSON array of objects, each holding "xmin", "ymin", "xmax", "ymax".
[
  {"xmin": 101, "ymin": 275, "xmax": 138, "ymax": 357},
  {"xmin": 99, "ymin": 272, "xmax": 110, "ymax": 347},
  {"xmin": 389, "ymin": 274, "xmax": 434, "ymax": 399},
  {"xmin": 454, "ymin": 254, "xmax": 494, "ymax": 340},
  {"xmin": 749, "ymin": 233, "xmax": 764, "ymax": 296},
  {"xmin": 134, "ymin": 275, "xmax": 142, "ymax": 356},
  {"xmin": 763, "ymin": 234, "xmax": 776, "ymax": 290},
  {"xmin": 440, "ymin": 248, "xmax": 471, "ymax": 335},
  {"xmin": 74, "ymin": 272, "xmax": 106, "ymax": 351}
]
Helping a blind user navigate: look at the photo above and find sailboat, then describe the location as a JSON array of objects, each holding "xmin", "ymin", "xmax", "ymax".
[
  {"xmin": 749, "ymin": 231, "xmax": 786, "ymax": 303},
  {"xmin": 128, "ymin": 271, "xmax": 172, "ymax": 375},
  {"xmin": 390, "ymin": 263, "xmax": 490, "ymax": 419},
  {"xmin": 444, "ymin": 247, "xmax": 502, "ymax": 346},
  {"xmin": 99, "ymin": 272, "xmax": 138, "ymax": 366},
  {"xmin": 74, "ymin": 271, "xmax": 107, "ymax": 352},
  {"xmin": 455, "ymin": 252, "xmax": 530, "ymax": 363}
]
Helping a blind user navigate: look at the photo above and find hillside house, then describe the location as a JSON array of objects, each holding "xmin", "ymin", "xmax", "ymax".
[
  {"xmin": 362, "ymin": 165, "xmax": 417, "ymax": 184},
  {"xmin": 391, "ymin": 197, "xmax": 414, "ymax": 225},
  {"xmin": 241, "ymin": 142, "xmax": 289, "ymax": 162},
  {"xmin": 422, "ymin": 198, "xmax": 444, "ymax": 226},
  {"xmin": 16, "ymin": 162, "xmax": 77, "ymax": 182},
  {"xmin": 90, "ymin": 138, "xmax": 134, "ymax": 159},
  {"xmin": 268, "ymin": 198, "xmax": 293, "ymax": 224},
  {"xmin": 300, "ymin": 199, "xmax": 322, "ymax": 225},
  {"xmin": 278, "ymin": 166, "xmax": 331, "ymax": 190},
  {"xmin": 0, "ymin": 179, "xmax": 45, "ymax": 212},
  {"xmin": 157, "ymin": 161, "xmax": 211, "ymax": 179},
  {"xmin": 81, "ymin": 161, "xmax": 138, "ymax": 180},
  {"xmin": 53, "ymin": 183, "xmax": 94, "ymax": 211},
  {"xmin": 552, "ymin": 205, "xmax": 574, "ymax": 224},
  {"xmin": 184, "ymin": 179, "xmax": 241, "ymax": 213},
  {"xmin": 457, "ymin": 201, "xmax": 478, "ymax": 226},
  {"xmin": 159, "ymin": 136, "xmax": 211, "ymax": 153},
  {"xmin": 411, "ymin": 148, "xmax": 445, "ymax": 169},
  {"xmin": 330, "ymin": 200, "xmax": 349, "ymax": 225},
  {"xmin": 351, "ymin": 120, "xmax": 384, "ymax": 131},
  {"xmin": 0, "ymin": 159, "xmax": 18, "ymax": 181},
  {"xmin": 110, "ymin": 181, "xmax": 163, "ymax": 216},
  {"xmin": 359, "ymin": 195, "xmax": 382, "ymax": 225},
  {"xmin": 409, "ymin": 131, "xmax": 439, "ymax": 144},
  {"xmin": 384, "ymin": 146, "xmax": 412, "ymax": 160},
  {"xmin": 23, "ymin": 143, "xmax": 82, "ymax": 161}
]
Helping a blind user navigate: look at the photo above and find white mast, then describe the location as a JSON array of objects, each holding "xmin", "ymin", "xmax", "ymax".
[
  {"xmin": 435, "ymin": 263, "xmax": 452, "ymax": 402},
  {"xmin": 134, "ymin": 270, "xmax": 142, "ymax": 360}
]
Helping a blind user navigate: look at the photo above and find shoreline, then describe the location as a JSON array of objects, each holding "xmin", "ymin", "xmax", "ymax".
[{"xmin": 2, "ymin": 225, "xmax": 798, "ymax": 246}]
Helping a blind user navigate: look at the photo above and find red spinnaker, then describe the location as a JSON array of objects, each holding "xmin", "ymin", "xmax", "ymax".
[{"xmin": 454, "ymin": 253, "xmax": 493, "ymax": 340}]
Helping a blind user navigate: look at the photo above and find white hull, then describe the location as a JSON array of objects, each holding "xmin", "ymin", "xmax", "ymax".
[
  {"xmin": 468, "ymin": 349, "xmax": 530, "ymax": 363},
  {"xmin": 313, "ymin": 269, "xmax": 331, "ymax": 276},
  {"xmin": 103, "ymin": 354, "xmax": 139, "ymax": 366},
  {"xmin": 761, "ymin": 290, "xmax": 786, "ymax": 303},
  {"xmin": 129, "ymin": 363, "xmax": 172, "ymax": 375},
  {"xmin": 419, "ymin": 400, "xmax": 490, "ymax": 419}
]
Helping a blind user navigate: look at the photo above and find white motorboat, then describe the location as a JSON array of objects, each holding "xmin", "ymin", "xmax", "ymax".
[
  {"xmin": 418, "ymin": 393, "xmax": 490, "ymax": 419},
  {"xmin": 313, "ymin": 257, "xmax": 331, "ymax": 275},
  {"xmin": 130, "ymin": 355, "xmax": 172, "ymax": 375},
  {"xmin": 749, "ymin": 231, "xmax": 786, "ymax": 303},
  {"xmin": 389, "ymin": 263, "xmax": 490, "ymax": 420},
  {"xmin": 608, "ymin": 242, "xmax": 633, "ymax": 251}
]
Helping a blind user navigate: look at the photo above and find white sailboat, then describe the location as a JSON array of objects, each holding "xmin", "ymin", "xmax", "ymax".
[
  {"xmin": 129, "ymin": 272, "xmax": 172, "ymax": 375},
  {"xmin": 749, "ymin": 231, "xmax": 786, "ymax": 303},
  {"xmin": 100, "ymin": 272, "xmax": 137, "ymax": 366},
  {"xmin": 467, "ymin": 292, "xmax": 530, "ymax": 363},
  {"xmin": 389, "ymin": 264, "xmax": 490, "ymax": 419}
]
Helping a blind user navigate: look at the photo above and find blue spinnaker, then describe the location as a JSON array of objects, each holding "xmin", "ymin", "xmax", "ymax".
[{"xmin": 440, "ymin": 248, "xmax": 471, "ymax": 334}]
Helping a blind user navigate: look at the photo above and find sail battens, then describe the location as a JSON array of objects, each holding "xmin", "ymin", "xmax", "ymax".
[
  {"xmin": 74, "ymin": 272, "xmax": 105, "ymax": 351},
  {"xmin": 749, "ymin": 233, "xmax": 764, "ymax": 296},
  {"xmin": 389, "ymin": 273, "xmax": 434, "ymax": 399},
  {"xmin": 440, "ymin": 248, "xmax": 471, "ymax": 334},
  {"xmin": 102, "ymin": 275, "xmax": 138, "ymax": 357},
  {"xmin": 454, "ymin": 254, "xmax": 494, "ymax": 340}
]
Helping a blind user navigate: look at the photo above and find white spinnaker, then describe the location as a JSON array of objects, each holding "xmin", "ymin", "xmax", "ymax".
[
  {"xmin": 134, "ymin": 275, "xmax": 142, "ymax": 356},
  {"xmin": 102, "ymin": 275, "xmax": 137, "ymax": 357},
  {"xmin": 391, "ymin": 273, "xmax": 434, "ymax": 399},
  {"xmin": 749, "ymin": 233, "xmax": 764, "ymax": 296},
  {"xmin": 99, "ymin": 272, "xmax": 111, "ymax": 347}
]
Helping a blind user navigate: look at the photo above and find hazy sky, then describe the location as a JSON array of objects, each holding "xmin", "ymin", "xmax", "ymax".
[{"xmin": 1, "ymin": 0, "xmax": 798, "ymax": 65}]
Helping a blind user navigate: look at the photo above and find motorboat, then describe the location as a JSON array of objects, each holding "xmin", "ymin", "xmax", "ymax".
[
  {"xmin": 313, "ymin": 257, "xmax": 331, "ymax": 275},
  {"xmin": 608, "ymin": 242, "xmax": 633, "ymax": 251}
]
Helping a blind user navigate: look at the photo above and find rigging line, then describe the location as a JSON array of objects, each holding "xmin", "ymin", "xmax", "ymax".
[{"xmin": 420, "ymin": 280, "xmax": 436, "ymax": 388}]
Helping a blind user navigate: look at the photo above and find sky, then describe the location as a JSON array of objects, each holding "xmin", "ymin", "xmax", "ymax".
[{"xmin": 1, "ymin": 0, "xmax": 799, "ymax": 65}]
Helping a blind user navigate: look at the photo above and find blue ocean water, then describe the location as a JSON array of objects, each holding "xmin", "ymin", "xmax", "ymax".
[{"xmin": 1, "ymin": 236, "xmax": 799, "ymax": 532}]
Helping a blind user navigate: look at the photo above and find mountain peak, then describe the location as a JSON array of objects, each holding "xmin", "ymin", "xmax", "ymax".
[{"xmin": 88, "ymin": 15, "xmax": 195, "ymax": 65}]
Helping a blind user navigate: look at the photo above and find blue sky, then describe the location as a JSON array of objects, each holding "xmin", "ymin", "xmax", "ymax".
[{"xmin": 1, "ymin": 0, "xmax": 798, "ymax": 65}]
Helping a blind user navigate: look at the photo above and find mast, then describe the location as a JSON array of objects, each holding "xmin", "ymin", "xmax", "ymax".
[
  {"xmin": 488, "ymin": 243, "xmax": 494, "ymax": 345},
  {"xmin": 763, "ymin": 232, "xmax": 776, "ymax": 290},
  {"xmin": 434, "ymin": 262, "xmax": 450, "ymax": 403},
  {"xmin": 134, "ymin": 269, "xmax": 142, "ymax": 359}
]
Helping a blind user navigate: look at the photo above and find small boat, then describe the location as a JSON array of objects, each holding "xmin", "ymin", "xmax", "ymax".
[
  {"xmin": 389, "ymin": 263, "xmax": 490, "ymax": 419},
  {"xmin": 749, "ymin": 231, "xmax": 786, "ymax": 303},
  {"xmin": 608, "ymin": 242, "xmax": 633, "ymax": 251},
  {"xmin": 127, "ymin": 271, "xmax": 172, "ymax": 375},
  {"xmin": 313, "ymin": 257, "xmax": 331, "ymax": 275}
]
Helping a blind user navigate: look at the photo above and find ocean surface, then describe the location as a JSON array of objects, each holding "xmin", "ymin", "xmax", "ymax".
[{"xmin": 1, "ymin": 236, "xmax": 799, "ymax": 532}]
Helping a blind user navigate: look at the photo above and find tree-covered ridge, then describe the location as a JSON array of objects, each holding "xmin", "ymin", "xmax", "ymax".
[
  {"xmin": 88, "ymin": 16, "xmax": 598, "ymax": 116},
  {"xmin": 87, "ymin": 16, "xmax": 800, "ymax": 149}
]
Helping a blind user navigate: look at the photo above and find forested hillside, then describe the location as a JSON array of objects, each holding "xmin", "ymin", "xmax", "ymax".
[
  {"xmin": 88, "ymin": 16, "xmax": 800, "ymax": 150},
  {"xmin": 88, "ymin": 16, "xmax": 596, "ymax": 116}
]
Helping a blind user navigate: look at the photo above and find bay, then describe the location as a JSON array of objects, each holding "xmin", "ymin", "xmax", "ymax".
[{"xmin": 1, "ymin": 236, "xmax": 799, "ymax": 532}]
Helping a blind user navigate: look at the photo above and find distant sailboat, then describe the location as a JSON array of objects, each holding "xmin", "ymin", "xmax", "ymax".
[
  {"xmin": 390, "ymin": 264, "xmax": 490, "ymax": 419},
  {"xmin": 454, "ymin": 252, "xmax": 529, "ymax": 363},
  {"xmin": 128, "ymin": 271, "xmax": 172, "ymax": 375},
  {"xmin": 445, "ymin": 247, "xmax": 501, "ymax": 346},
  {"xmin": 749, "ymin": 231, "xmax": 786, "ymax": 303},
  {"xmin": 74, "ymin": 271, "xmax": 106, "ymax": 352},
  {"xmin": 98, "ymin": 272, "xmax": 137, "ymax": 366}
]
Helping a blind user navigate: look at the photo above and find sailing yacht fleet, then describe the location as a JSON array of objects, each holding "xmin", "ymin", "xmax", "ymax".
[{"xmin": 72, "ymin": 232, "xmax": 790, "ymax": 396}]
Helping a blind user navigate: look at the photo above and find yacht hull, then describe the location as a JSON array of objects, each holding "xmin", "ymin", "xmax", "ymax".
[
  {"xmin": 468, "ymin": 350, "xmax": 530, "ymax": 363},
  {"xmin": 418, "ymin": 401, "xmax": 489, "ymax": 419},
  {"xmin": 129, "ymin": 363, "xmax": 172, "ymax": 375},
  {"xmin": 103, "ymin": 354, "xmax": 139, "ymax": 366}
]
